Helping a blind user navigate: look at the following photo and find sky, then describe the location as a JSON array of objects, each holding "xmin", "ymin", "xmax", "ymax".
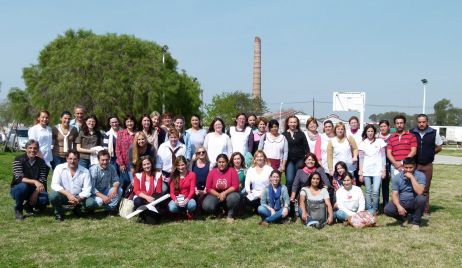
[{"xmin": 1, "ymin": 1, "xmax": 461, "ymax": 121}]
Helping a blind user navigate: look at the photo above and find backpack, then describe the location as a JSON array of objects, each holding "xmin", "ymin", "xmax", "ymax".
[{"xmin": 302, "ymin": 188, "xmax": 327, "ymax": 224}]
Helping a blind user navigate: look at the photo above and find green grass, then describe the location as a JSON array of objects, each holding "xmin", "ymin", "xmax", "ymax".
[
  {"xmin": 439, "ymin": 148, "xmax": 462, "ymax": 157},
  {"xmin": 1, "ymin": 152, "xmax": 462, "ymax": 267}
]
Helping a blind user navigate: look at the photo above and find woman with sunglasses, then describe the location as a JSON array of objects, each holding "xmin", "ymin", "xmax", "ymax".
[{"xmin": 191, "ymin": 146, "xmax": 210, "ymax": 208}]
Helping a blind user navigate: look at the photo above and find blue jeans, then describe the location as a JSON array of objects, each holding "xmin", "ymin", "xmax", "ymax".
[
  {"xmin": 364, "ymin": 175, "xmax": 381, "ymax": 213},
  {"xmin": 258, "ymin": 205, "xmax": 289, "ymax": 223},
  {"xmin": 52, "ymin": 155, "xmax": 66, "ymax": 170},
  {"xmin": 334, "ymin": 210, "xmax": 349, "ymax": 222},
  {"xmin": 79, "ymin": 158, "xmax": 91, "ymax": 169},
  {"xmin": 285, "ymin": 159, "xmax": 304, "ymax": 195},
  {"xmin": 49, "ymin": 191, "xmax": 97, "ymax": 215},
  {"xmin": 119, "ymin": 170, "xmax": 132, "ymax": 193},
  {"xmin": 93, "ymin": 187, "xmax": 123, "ymax": 211},
  {"xmin": 168, "ymin": 199, "xmax": 197, "ymax": 213},
  {"xmin": 10, "ymin": 183, "xmax": 49, "ymax": 211}
]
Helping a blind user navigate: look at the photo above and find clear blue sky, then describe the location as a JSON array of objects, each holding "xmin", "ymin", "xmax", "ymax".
[{"xmin": 1, "ymin": 1, "xmax": 461, "ymax": 120}]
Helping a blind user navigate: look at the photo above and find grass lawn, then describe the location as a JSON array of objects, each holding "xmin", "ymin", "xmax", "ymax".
[
  {"xmin": 1, "ymin": 152, "xmax": 462, "ymax": 267},
  {"xmin": 439, "ymin": 148, "xmax": 462, "ymax": 157}
]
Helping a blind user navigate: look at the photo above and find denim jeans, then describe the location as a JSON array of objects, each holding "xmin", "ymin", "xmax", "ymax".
[
  {"xmin": 52, "ymin": 155, "xmax": 66, "ymax": 170},
  {"xmin": 285, "ymin": 159, "xmax": 304, "ymax": 195},
  {"xmin": 94, "ymin": 187, "xmax": 123, "ymax": 211},
  {"xmin": 10, "ymin": 183, "xmax": 49, "ymax": 211},
  {"xmin": 78, "ymin": 158, "xmax": 91, "ymax": 169},
  {"xmin": 384, "ymin": 195, "xmax": 426, "ymax": 225},
  {"xmin": 119, "ymin": 170, "xmax": 132, "ymax": 193},
  {"xmin": 334, "ymin": 210, "xmax": 349, "ymax": 222},
  {"xmin": 257, "ymin": 205, "xmax": 289, "ymax": 223},
  {"xmin": 168, "ymin": 199, "xmax": 197, "ymax": 213},
  {"xmin": 49, "ymin": 191, "xmax": 97, "ymax": 215},
  {"xmin": 364, "ymin": 175, "xmax": 381, "ymax": 213}
]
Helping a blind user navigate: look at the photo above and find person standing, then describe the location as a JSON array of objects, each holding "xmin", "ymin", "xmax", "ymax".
[
  {"xmin": 282, "ymin": 115, "xmax": 309, "ymax": 198},
  {"xmin": 52, "ymin": 111, "xmax": 79, "ymax": 169},
  {"xmin": 227, "ymin": 113, "xmax": 253, "ymax": 156},
  {"xmin": 70, "ymin": 105, "xmax": 86, "ymax": 132},
  {"xmin": 411, "ymin": 114, "xmax": 442, "ymax": 216},
  {"xmin": 378, "ymin": 120, "xmax": 392, "ymax": 209},
  {"xmin": 386, "ymin": 115, "xmax": 417, "ymax": 177},
  {"xmin": 203, "ymin": 117, "xmax": 233, "ymax": 167},
  {"xmin": 28, "ymin": 110, "xmax": 53, "ymax": 168}
]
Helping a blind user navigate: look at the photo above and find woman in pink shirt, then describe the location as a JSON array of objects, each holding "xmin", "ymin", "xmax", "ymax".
[
  {"xmin": 202, "ymin": 154, "xmax": 240, "ymax": 222},
  {"xmin": 168, "ymin": 156, "xmax": 197, "ymax": 220}
]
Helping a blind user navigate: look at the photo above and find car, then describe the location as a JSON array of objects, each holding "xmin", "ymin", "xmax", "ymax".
[{"xmin": 7, "ymin": 128, "xmax": 29, "ymax": 151}]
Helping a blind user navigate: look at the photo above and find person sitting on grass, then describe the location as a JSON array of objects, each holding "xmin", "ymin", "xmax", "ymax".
[
  {"xmin": 334, "ymin": 174, "xmax": 365, "ymax": 223},
  {"xmin": 299, "ymin": 172, "xmax": 334, "ymax": 229},
  {"xmin": 257, "ymin": 169, "xmax": 290, "ymax": 226},
  {"xmin": 10, "ymin": 139, "xmax": 49, "ymax": 220},
  {"xmin": 133, "ymin": 156, "xmax": 168, "ymax": 224},
  {"xmin": 50, "ymin": 150, "xmax": 97, "ymax": 221},
  {"xmin": 89, "ymin": 150, "xmax": 122, "ymax": 216},
  {"xmin": 202, "ymin": 154, "xmax": 240, "ymax": 223},
  {"xmin": 168, "ymin": 156, "xmax": 197, "ymax": 220},
  {"xmin": 384, "ymin": 157, "xmax": 426, "ymax": 230}
]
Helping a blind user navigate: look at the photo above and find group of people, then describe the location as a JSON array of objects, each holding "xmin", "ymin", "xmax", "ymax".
[{"xmin": 11, "ymin": 106, "xmax": 441, "ymax": 229}]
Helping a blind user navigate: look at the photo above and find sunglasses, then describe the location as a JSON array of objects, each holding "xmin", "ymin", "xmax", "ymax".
[{"xmin": 196, "ymin": 151, "xmax": 205, "ymax": 155}]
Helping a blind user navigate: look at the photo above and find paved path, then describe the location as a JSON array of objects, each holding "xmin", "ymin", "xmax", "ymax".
[{"xmin": 434, "ymin": 154, "xmax": 462, "ymax": 165}]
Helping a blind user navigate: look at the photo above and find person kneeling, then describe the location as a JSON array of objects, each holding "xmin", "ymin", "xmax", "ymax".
[
  {"xmin": 168, "ymin": 156, "xmax": 197, "ymax": 220},
  {"xmin": 50, "ymin": 150, "xmax": 97, "ymax": 221},
  {"xmin": 90, "ymin": 150, "xmax": 122, "ymax": 215},
  {"xmin": 334, "ymin": 174, "xmax": 365, "ymax": 223},
  {"xmin": 257, "ymin": 170, "xmax": 290, "ymax": 226},
  {"xmin": 11, "ymin": 140, "xmax": 49, "ymax": 220},
  {"xmin": 384, "ymin": 157, "xmax": 426, "ymax": 230},
  {"xmin": 133, "ymin": 156, "xmax": 168, "ymax": 224}
]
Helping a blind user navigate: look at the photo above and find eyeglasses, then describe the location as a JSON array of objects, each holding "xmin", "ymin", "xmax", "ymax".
[{"xmin": 196, "ymin": 151, "xmax": 205, "ymax": 155}]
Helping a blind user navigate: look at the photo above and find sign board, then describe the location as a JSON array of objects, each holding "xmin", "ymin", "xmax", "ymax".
[{"xmin": 333, "ymin": 92, "xmax": 365, "ymax": 112}]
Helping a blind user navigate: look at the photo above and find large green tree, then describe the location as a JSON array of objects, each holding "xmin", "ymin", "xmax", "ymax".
[
  {"xmin": 8, "ymin": 29, "xmax": 201, "ymax": 126},
  {"xmin": 204, "ymin": 91, "xmax": 267, "ymax": 127},
  {"xmin": 434, "ymin": 98, "xmax": 462, "ymax": 125}
]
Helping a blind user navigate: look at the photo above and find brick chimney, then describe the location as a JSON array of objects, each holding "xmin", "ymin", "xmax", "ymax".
[{"xmin": 252, "ymin": 37, "xmax": 261, "ymax": 99}]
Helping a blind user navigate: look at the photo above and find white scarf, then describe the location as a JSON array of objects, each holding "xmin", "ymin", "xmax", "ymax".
[
  {"xmin": 57, "ymin": 124, "xmax": 72, "ymax": 153},
  {"xmin": 107, "ymin": 128, "xmax": 120, "ymax": 157}
]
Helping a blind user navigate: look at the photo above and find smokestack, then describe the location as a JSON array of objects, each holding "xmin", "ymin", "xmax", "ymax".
[{"xmin": 252, "ymin": 37, "xmax": 261, "ymax": 99}]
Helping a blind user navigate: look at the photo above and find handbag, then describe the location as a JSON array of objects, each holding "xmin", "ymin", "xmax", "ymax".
[
  {"xmin": 119, "ymin": 198, "xmax": 134, "ymax": 218},
  {"xmin": 348, "ymin": 211, "xmax": 377, "ymax": 228}
]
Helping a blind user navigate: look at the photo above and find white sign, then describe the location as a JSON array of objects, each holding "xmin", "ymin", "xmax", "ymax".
[{"xmin": 333, "ymin": 92, "xmax": 365, "ymax": 112}]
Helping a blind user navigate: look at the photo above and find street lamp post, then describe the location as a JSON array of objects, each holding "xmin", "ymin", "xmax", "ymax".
[
  {"xmin": 279, "ymin": 102, "xmax": 283, "ymax": 127},
  {"xmin": 161, "ymin": 45, "xmax": 169, "ymax": 114},
  {"xmin": 421, "ymin": 79, "xmax": 428, "ymax": 114}
]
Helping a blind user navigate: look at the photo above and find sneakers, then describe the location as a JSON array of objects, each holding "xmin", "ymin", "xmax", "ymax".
[
  {"xmin": 186, "ymin": 212, "xmax": 193, "ymax": 221},
  {"xmin": 260, "ymin": 221, "xmax": 269, "ymax": 227},
  {"xmin": 55, "ymin": 214, "xmax": 65, "ymax": 222},
  {"xmin": 400, "ymin": 221, "xmax": 409, "ymax": 228},
  {"xmin": 24, "ymin": 203, "xmax": 34, "ymax": 216},
  {"xmin": 411, "ymin": 224, "xmax": 420, "ymax": 230},
  {"xmin": 15, "ymin": 210, "xmax": 25, "ymax": 221}
]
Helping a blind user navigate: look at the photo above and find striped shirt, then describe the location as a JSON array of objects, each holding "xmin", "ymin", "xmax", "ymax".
[
  {"xmin": 387, "ymin": 131, "xmax": 417, "ymax": 161},
  {"xmin": 11, "ymin": 154, "xmax": 48, "ymax": 187}
]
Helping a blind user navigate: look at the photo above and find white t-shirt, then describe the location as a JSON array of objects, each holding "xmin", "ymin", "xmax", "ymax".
[
  {"xmin": 358, "ymin": 138, "xmax": 386, "ymax": 176},
  {"xmin": 245, "ymin": 165, "xmax": 272, "ymax": 198},
  {"xmin": 331, "ymin": 137, "xmax": 356, "ymax": 173},
  {"xmin": 204, "ymin": 133, "xmax": 232, "ymax": 167},
  {"xmin": 28, "ymin": 124, "xmax": 53, "ymax": 166},
  {"xmin": 320, "ymin": 133, "xmax": 334, "ymax": 171},
  {"xmin": 335, "ymin": 185, "xmax": 365, "ymax": 216}
]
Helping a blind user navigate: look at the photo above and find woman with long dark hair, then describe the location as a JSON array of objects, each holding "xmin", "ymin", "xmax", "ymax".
[
  {"xmin": 76, "ymin": 115, "xmax": 102, "ymax": 169},
  {"xmin": 299, "ymin": 172, "xmax": 334, "ymax": 228},
  {"xmin": 52, "ymin": 111, "xmax": 78, "ymax": 169},
  {"xmin": 168, "ymin": 156, "xmax": 197, "ymax": 220}
]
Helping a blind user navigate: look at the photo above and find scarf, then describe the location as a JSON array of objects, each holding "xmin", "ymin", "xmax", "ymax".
[
  {"xmin": 140, "ymin": 171, "xmax": 163, "ymax": 196},
  {"xmin": 306, "ymin": 131, "xmax": 319, "ymax": 142},
  {"xmin": 57, "ymin": 124, "xmax": 72, "ymax": 153},
  {"xmin": 268, "ymin": 184, "xmax": 282, "ymax": 211},
  {"xmin": 107, "ymin": 128, "xmax": 120, "ymax": 157},
  {"xmin": 303, "ymin": 166, "xmax": 316, "ymax": 174}
]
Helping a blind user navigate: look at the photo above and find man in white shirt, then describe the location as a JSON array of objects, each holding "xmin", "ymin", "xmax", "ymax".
[{"xmin": 49, "ymin": 149, "xmax": 97, "ymax": 221}]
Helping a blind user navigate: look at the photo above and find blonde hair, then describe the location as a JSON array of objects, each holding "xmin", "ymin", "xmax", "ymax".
[
  {"xmin": 132, "ymin": 131, "xmax": 148, "ymax": 165},
  {"xmin": 252, "ymin": 150, "xmax": 270, "ymax": 167},
  {"xmin": 192, "ymin": 146, "xmax": 210, "ymax": 164},
  {"xmin": 334, "ymin": 122, "xmax": 346, "ymax": 138}
]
